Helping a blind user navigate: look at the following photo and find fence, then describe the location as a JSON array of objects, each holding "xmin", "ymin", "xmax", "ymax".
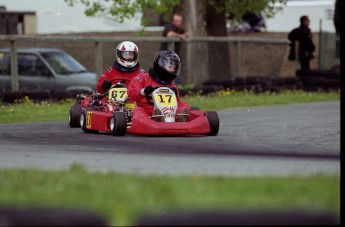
[{"xmin": 0, "ymin": 32, "xmax": 339, "ymax": 92}]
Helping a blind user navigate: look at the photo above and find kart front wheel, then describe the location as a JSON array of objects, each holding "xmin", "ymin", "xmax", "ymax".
[
  {"xmin": 110, "ymin": 112, "xmax": 127, "ymax": 136},
  {"xmin": 69, "ymin": 101, "xmax": 82, "ymax": 127},
  {"xmin": 205, "ymin": 111, "xmax": 219, "ymax": 136}
]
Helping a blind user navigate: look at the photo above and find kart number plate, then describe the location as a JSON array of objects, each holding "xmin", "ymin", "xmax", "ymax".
[
  {"xmin": 86, "ymin": 112, "xmax": 92, "ymax": 129},
  {"xmin": 108, "ymin": 87, "xmax": 128, "ymax": 101},
  {"xmin": 153, "ymin": 93, "xmax": 177, "ymax": 107}
]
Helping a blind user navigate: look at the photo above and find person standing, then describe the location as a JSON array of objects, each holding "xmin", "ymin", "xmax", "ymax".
[
  {"xmin": 160, "ymin": 12, "xmax": 189, "ymax": 84},
  {"xmin": 288, "ymin": 15, "xmax": 315, "ymax": 70},
  {"xmin": 161, "ymin": 12, "xmax": 189, "ymax": 54},
  {"xmin": 333, "ymin": 0, "xmax": 340, "ymax": 58}
]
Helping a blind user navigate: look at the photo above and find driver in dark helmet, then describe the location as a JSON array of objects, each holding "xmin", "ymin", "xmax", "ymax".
[{"xmin": 128, "ymin": 50, "xmax": 191, "ymax": 122}]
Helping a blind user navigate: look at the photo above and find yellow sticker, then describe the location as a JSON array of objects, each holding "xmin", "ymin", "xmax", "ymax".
[
  {"xmin": 126, "ymin": 103, "xmax": 135, "ymax": 109},
  {"xmin": 86, "ymin": 112, "xmax": 92, "ymax": 129},
  {"xmin": 153, "ymin": 93, "xmax": 177, "ymax": 107},
  {"xmin": 159, "ymin": 88, "xmax": 170, "ymax": 93},
  {"xmin": 108, "ymin": 87, "xmax": 128, "ymax": 101}
]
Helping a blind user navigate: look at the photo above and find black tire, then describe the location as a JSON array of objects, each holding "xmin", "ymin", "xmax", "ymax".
[
  {"xmin": 1, "ymin": 91, "xmax": 22, "ymax": 103},
  {"xmin": 246, "ymin": 76, "xmax": 260, "ymax": 85},
  {"xmin": 135, "ymin": 210, "xmax": 339, "ymax": 226},
  {"xmin": 0, "ymin": 207, "xmax": 109, "ymax": 226},
  {"xmin": 205, "ymin": 111, "xmax": 219, "ymax": 136},
  {"xmin": 22, "ymin": 90, "xmax": 51, "ymax": 101},
  {"xmin": 110, "ymin": 112, "xmax": 127, "ymax": 136},
  {"xmin": 69, "ymin": 102, "xmax": 82, "ymax": 127},
  {"xmin": 197, "ymin": 85, "xmax": 224, "ymax": 95},
  {"xmin": 220, "ymin": 78, "xmax": 236, "ymax": 89}
]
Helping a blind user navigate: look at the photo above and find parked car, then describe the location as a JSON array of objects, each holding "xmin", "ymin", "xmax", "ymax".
[{"xmin": 0, "ymin": 48, "xmax": 97, "ymax": 100}]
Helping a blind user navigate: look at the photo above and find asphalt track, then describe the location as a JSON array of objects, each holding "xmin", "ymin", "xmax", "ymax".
[{"xmin": 0, "ymin": 101, "xmax": 340, "ymax": 176}]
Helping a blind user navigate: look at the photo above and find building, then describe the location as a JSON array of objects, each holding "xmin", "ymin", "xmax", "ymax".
[{"xmin": 0, "ymin": 0, "xmax": 337, "ymax": 35}]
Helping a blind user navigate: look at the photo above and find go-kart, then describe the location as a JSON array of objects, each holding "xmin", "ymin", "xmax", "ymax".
[
  {"xmin": 110, "ymin": 86, "xmax": 219, "ymax": 136},
  {"xmin": 68, "ymin": 77, "xmax": 134, "ymax": 132}
]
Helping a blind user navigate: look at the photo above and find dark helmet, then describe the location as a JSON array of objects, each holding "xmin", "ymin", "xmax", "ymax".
[{"xmin": 151, "ymin": 50, "xmax": 181, "ymax": 84}]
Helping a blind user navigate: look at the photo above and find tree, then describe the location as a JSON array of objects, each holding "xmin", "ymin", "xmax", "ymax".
[
  {"xmin": 204, "ymin": 0, "xmax": 229, "ymax": 80},
  {"xmin": 64, "ymin": 0, "xmax": 286, "ymax": 33},
  {"xmin": 64, "ymin": 0, "xmax": 181, "ymax": 25},
  {"xmin": 65, "ymin": 0, "xmax": 286, "ymax": 82}
]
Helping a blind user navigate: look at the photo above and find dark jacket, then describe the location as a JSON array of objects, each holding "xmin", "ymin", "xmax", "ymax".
[
  {"xmin": 288, "ymin": 25, "xmax": 315, "ymax": 61},
  {"xmin": 334, "ymin": 0, "xmax": 340, "ymax": 34},
  {"xmin": 160, "ymin": 23, "xmax": 186, "ymax": 54}
]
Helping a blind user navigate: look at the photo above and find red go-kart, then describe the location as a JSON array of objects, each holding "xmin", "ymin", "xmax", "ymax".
[
  {"xmin": 109, "ymin": 86, "xmax": 219, "ymax": 136},
  {"xmin": 69, "ymin": 77, "xmax": 135, "ymax": 132}
]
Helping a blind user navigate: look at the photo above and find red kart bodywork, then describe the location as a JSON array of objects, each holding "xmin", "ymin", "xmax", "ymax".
[
  {"xmin": 84, "ymin": 111, "xmax": 112, "ymax": 132},
  {"xmin": 128, "ymin": 110, "xmax": 217, "ymax": 136},
  {"xmin": 82, "ymin": 108, "xmax": 219, "ymax": 136},
  {"xmin": 78, "ymin": 85, "xmax": 219, "ymax": 136}
]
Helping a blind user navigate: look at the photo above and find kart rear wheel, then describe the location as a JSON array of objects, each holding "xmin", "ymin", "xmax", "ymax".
[
  {"xmin": 110, "ymin": 112, "xmax": 127, "ymax": 136},
  {"xmin": 205, "ymin": 111, "xmax": 219, "ymax": 136},
  {"xmin": 69, "ymin": 101, "xmax": 82, "ymax": 128}
]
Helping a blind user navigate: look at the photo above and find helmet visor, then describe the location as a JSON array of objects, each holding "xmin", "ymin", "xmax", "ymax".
[
  {"xmin": 120, "ymin": 51, "xmax": 136, "ymax": 61},
  {"xmin": 162, "ymin": 59, "xmax": 180, "ymax": 75}
]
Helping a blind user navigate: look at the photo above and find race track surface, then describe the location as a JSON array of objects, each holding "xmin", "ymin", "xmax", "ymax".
[{"xmin": 0, "ymin": 101, "xmax": 340, "ymax": 176}]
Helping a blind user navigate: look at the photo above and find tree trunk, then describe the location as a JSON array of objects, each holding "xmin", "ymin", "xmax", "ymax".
[
  {"xmin": 181, "ymin": 0, "xmax": 208, "ymax": 85},
  {"xmin": 205, "ymin": 0, "xmax": 231, "ymax": 81}
]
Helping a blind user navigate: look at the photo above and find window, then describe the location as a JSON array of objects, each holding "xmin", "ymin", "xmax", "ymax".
[
  {"xmin": 41, "ymin": 51, "xmax": 86, "ymax": 75},
  {"xmin": 17, "ymin": 53, "xmax": 51, "ymax": 76}
]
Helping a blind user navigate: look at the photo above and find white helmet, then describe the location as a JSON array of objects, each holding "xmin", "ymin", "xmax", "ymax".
[{"xmin": 116, "ymin": 41, "xmax": 139, "ymax": 68}]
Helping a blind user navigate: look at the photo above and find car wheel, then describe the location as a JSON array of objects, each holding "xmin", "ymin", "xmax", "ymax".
[
  {"xmin": 69, "ymin": 102, "xmax": 82, "ymax": 127},
  {"xmin": 205, "ymin": 111, "xmax": 219, "ymax": 136},
  {"xmin": 110, "ymin": 112, "xmax": 127, "ymax": 136}
]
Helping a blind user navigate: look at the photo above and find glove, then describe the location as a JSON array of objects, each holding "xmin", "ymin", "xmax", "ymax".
[
  {"xmin": 101, "ymin": 80, "xmax": 111, "ymax": 91},
  {"xmin": 143, "ymin": 85, "xmax": 155, "ymax": 95},
  {"xmin": 171, "ymin": 87, "xmax": 178, "ymax": 95}
]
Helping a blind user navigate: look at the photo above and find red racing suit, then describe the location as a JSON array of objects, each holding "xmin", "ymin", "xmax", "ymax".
[
  {"xmin": 96, "ymin": 65, "xmax": 145, "ymax": 93},
  {"xmin": 127, "ymin": 72, "xmax": 190, "ymax": 117}
]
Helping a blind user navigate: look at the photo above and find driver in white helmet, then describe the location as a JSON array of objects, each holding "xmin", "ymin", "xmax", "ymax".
[{"xmin": 96, "ymin": 41, "xmax": 145, "ymax": 93}]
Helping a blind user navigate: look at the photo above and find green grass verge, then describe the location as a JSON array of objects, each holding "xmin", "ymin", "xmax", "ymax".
[
  {"xmin": 0, "ymin": 165, "xmax": 340, "ymax": 226},
  {"xmin": 0, "ymin": 90, "xmax": 340, "ymax": 123}
]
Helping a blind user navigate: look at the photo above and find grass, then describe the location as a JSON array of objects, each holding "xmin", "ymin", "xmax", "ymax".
[
  {"xmin": 0, "ymin": 89, "xmax": 340, "ymax": 225},
  {"xmin": 0, "ymin": 165, "xmax": 340, "ymax": 226},
  {"xmin": 0, "ymin": 89, "xmax": 340, "ymax": 123}
]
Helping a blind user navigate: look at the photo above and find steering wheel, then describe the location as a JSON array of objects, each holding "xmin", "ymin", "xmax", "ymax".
[{"xmin": 108, "ymin": 77, "xmax": 131, "ymax": 86}]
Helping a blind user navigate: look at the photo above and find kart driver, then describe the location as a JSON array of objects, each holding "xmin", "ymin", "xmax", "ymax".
[
  {"xmin": 96, "ymin": 41, "xmax": 145, "ymax": 93},
  {"xmin": 128, "ymin": 50, "xmax": 191, "ymax": 122}
]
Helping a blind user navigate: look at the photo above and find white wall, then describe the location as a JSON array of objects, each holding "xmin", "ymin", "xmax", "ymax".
[
  {"xmin": 0, "ymin": 0, "xmax": 142, "ymax": 34},
  {"xmin": 265, "ymin": 0, "xmax": 336, "ymax": 32},
  {"xmin": 0, "ymin": 0, "xmax": 336, "ymax": 34}
]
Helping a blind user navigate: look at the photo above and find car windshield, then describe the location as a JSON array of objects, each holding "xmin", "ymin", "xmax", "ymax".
[{"xmin": 40, "ymin": 51, "xmax": 87, "ymax": 74}]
